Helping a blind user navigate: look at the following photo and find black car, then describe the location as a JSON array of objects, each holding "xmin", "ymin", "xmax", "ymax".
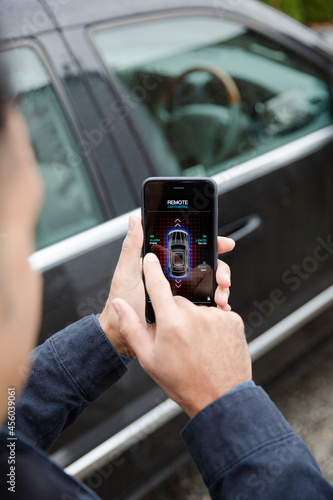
[
  {"xmin": 1, "ymin": 0, "xmax": 333, "ymax": 498},
  {"xmin": 168, "ymin": 230, "xmax": 189, "ymax": 278}
]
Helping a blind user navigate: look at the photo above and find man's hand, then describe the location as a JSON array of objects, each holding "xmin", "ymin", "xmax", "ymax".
[
  {"xmin": 112, "ymin": 253, "xmax": 252, "ymax": 419},
  {"xmin": 99, "ymin": 215, "xmax": 144, "ymax": 358},
  {"xmin": 99, "ymin": 215, "xmax": 235, "ymax": 359}
]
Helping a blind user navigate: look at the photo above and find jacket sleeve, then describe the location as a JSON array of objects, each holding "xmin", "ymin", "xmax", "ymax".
[
  {"xmin": 16, "ymin": 315, "xmax": 131, "ymax": 452},
  {"xmin": 181, "ymin": 383, "xmax": 333, "ymax": 499}
]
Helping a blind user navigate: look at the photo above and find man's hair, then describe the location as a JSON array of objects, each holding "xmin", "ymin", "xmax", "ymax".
[
  {"xmin": 0, "ymin": 61, "xmax": 9, "ymax": 132},
  {"xmin": 0, "ymin": 21, "xmax": 10, "ymax": 133}
]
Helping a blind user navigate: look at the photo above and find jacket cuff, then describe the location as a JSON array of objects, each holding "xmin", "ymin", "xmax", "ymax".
[
  {"xmin": 181, "ymin": 385, "xmax": 294, "ymax": 488},
  {"xmin": 95, "ymin": 314, "xmax": 133, "ymax": 366},
  {"xmin": 50, "ymin": 315, "xmax": 128, "ymax": 402}
]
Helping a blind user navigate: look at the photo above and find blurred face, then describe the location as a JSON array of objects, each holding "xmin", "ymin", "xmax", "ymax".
[{"xmin": 0, "ymin": 106, "xmax": 44, "ymax": 423}]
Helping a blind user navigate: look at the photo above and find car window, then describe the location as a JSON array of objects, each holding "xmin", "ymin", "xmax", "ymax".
[
  {"xmin": 92, "ymin": 17, "xmax": 332, "ymax": 177},
  {"xmin": 0, "ymin": 47, "xmax": 105, "ymax": 250}
]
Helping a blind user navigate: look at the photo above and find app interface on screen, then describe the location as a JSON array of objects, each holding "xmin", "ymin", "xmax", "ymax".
[{"xmin": 144, "ymin": 180, "xmax": 216, "ymax": 304}]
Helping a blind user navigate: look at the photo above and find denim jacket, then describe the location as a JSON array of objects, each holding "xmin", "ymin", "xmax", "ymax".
[{"xmin": 1, "ymin": 315, "xmax": 332, "ymax": 499}]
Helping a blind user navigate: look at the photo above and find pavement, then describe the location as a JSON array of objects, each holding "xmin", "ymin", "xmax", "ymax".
[{"xmin": 268, "ymin": 336, "xmax": 333, "ymax": 484}]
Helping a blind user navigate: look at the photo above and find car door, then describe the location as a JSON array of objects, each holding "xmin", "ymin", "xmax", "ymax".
[{"xmin": 88, "ymin": 10, "xmax": 333, "ymax": 350}]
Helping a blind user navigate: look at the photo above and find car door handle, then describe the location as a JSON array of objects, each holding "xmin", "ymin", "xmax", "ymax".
[{"xmin": 219, "ymin": 214, "xmax": 263, "ymax": 246}]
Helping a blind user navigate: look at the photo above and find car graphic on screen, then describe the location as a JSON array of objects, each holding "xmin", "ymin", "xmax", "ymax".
[{"xmin": 167, "ymin": 229, "xmax": 189, "ymax": 277}]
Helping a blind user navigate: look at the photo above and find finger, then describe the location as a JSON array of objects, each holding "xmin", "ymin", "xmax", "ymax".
[
  {"xmin": 143, "ymin": 253, "xmax": 177, "ymax": 321},
  {"xmin": 215, "ymin": 286, "xmax": 230, "ymax": 308},
  {"xmin": 216, "ymin": 260, "xmax": 231, "ymax": 288},
  {"xmin": 173, "ymin": 295, "xmax": 190, "ymax": 306},
  {"xmin": 112, "ymin": 298, "xmax": 153, "ymax": 360},
  {"xmin": 217, "ymin": 303, "xmax": 232, "ymax": 311},
  {"xmin": 217, "ymin": 236, "xmax": 235, "ymax": 255},
  {"xmin": 116, "ymin": 216, "xmax": 143, "ymax": 278}
]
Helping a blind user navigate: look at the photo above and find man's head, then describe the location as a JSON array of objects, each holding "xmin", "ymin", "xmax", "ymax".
[{"xmin": 0, "ymin": 50, "xmax": 44, "ymax": 423}]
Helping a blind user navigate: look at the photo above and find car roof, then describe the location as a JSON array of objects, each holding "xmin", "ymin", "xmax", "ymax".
[
  {"xmin": 0, "ymin": 0, "xmax": 332, "ymax": 61},
  {"xmin": 0, "ymin": 0, "xmax": 55, "ymax": 39},
  {"xmin": 0, "ymin": 0, "xmax": 326, "ymax": 45}
]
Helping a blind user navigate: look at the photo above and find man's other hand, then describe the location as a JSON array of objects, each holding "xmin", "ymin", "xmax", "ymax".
[{"xmin": 112, "ymin": 253, "xmax": 252, "ymax": 418}]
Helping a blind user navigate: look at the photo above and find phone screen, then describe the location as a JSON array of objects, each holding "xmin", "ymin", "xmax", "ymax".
[{"xmin": 142, "ymin": 177, "xmax": 218, "ymax": 322}]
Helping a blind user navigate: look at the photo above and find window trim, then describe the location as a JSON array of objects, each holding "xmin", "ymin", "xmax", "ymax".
[{"xmin": 87, "ymin": 6, "xmax": 328, "ymax": 56}]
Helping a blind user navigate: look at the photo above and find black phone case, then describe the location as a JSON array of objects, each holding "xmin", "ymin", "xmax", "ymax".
[{"xmin": 141, "ymin": 177, "xmax": 218, "ymax": 323}]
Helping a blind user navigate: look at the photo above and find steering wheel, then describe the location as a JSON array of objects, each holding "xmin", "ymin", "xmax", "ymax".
[{"xmin": 156, "ymin": 66, "xmax": 242, "ymax": 168}]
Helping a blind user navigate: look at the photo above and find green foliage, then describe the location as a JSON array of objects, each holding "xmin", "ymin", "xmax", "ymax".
[
  {"xmin": 260, "ymin": 0, "xmax": 333, "ymax": 24},
  {"xmin": 303, "ymin": 0, "xmax": 333, "ymax": 24},
  {"xmin": 281, "ymin": 0, "xmax": 305, "ymax": 23}
]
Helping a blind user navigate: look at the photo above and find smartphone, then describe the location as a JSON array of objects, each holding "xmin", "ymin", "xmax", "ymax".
[{"xmin": 141, "ymin": 177, "xmax": 218, "ymax": 323}]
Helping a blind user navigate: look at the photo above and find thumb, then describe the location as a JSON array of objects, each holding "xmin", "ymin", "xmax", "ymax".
[
  {"xmin": 112, "ymin": 298, "xmax": 153, "ymax": 360},
  {"xmin": 115, "ymin": 215, "xmax": 143, "ymax": 278}
]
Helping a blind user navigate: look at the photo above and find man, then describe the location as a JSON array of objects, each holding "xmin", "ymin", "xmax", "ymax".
[{"xmin": 0, "ymin": 55, "xmax": 332, "ymax": 500}]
